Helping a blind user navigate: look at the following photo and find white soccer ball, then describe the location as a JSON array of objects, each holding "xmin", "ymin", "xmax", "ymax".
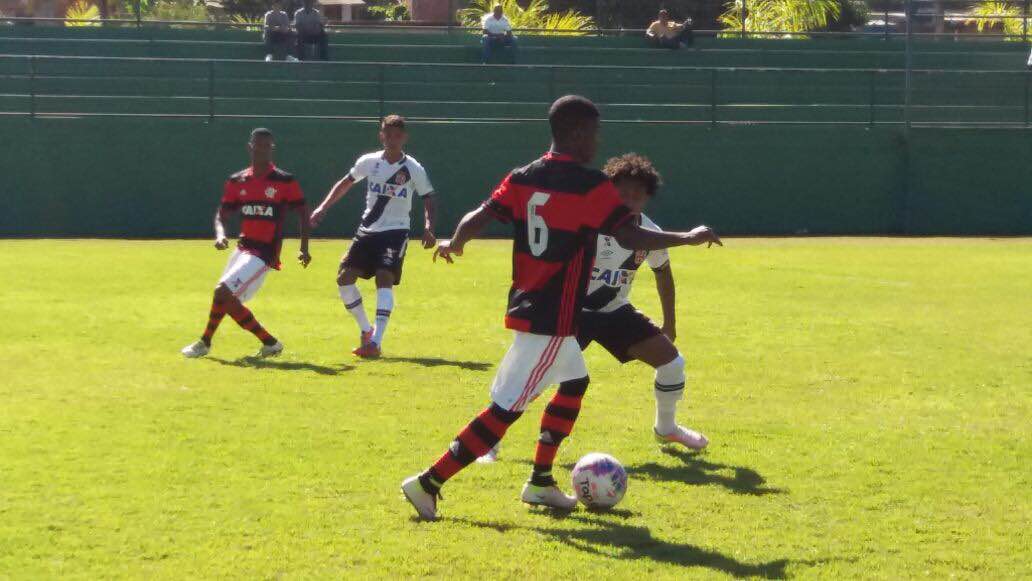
[{"xmin": 571, "ymin": 452, "xmax": 628, "ymax": 509}]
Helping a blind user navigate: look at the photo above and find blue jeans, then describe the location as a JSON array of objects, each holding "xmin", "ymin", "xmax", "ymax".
[{"xmin": 482, "ymin": 34, "xmax": 517, "ymax": 63}]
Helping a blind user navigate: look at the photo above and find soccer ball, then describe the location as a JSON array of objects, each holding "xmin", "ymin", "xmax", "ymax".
[{"xmin": 571, "ymin": 452, "xmax": 628, "ymax": 509}]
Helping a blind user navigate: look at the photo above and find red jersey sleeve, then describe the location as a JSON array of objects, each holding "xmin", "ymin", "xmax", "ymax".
[
  {"xmin": 284, "ymin": 180, "xmax": 305, "ymax": 208},
  {"xmin": 481, "ymin": 173, "xmax": 517, "ymax": 224},
  {"xmin": 586, "ymin": 180, "xmax": 633, "ymax": 235},
  {"xmin": 220, "ymin": 180, "xmax": 241, "ymax": 210}
]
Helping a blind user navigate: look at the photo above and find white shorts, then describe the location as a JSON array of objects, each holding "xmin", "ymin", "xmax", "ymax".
[
  {"xmin": 218, "ymin": 249, "xmax": 270, "ymax": 303},
  {"xmin": 490, "ymin": 332, "xmax": 589, "ymax": 412}
]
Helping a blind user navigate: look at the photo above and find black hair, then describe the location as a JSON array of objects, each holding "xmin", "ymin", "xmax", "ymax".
[
  {"xmin": 548, "ymin": 95, "xmax": 600, "ymax": 143},
  {"xmin": 603, "ymin": 153, "xmax": 663, "ymax": 197},
  {"xmin": 250, "ymin": 127, "xmax": 274, "ymax": 142}
]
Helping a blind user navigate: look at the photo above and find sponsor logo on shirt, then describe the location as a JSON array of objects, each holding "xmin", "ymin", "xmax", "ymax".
[
  {"xmin": 241, "ymin": 204, "xmax": 275, "ymax": 217},
  {"xmin": 591, "ymin": 267, "xmax": 635, "ymax": 287}
]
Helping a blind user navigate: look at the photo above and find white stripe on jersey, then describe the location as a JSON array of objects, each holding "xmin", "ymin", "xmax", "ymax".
[
  {"xmin": 348, "ymin": 150, "xmax": 434, "ymax": 233},
  {"xmin": 585, "ymin": 214, "xmax": 670, "ymax": 313}
]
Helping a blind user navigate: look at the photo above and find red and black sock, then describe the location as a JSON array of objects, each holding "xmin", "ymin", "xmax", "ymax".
[
  {"xmin": 530, "ymin": 376, "xmax": 589, "ymax": 487},
  {"xmin": 200, "ymin": 300, "xmax": 226, "ymax": 346},
  {"xmin": 419, "ymin": 404, "xmax": 522, "ymax": 495},
  {"xmin": 229, "ymin": 306, "xmax": 277, "ymax": 346}
]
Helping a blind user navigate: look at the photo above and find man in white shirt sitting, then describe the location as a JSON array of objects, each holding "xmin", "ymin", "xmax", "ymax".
[{"xmin": 481, "ymin": 4, "xmax": 517, "ymax": 63}]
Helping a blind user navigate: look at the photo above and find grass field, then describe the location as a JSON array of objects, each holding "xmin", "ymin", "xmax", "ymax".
[{"xmin": 1, "ymin": 238, "xmax": 1030, "ymax": 579}]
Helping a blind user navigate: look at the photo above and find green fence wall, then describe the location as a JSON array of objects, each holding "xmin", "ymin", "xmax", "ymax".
[{"xmin": 0, "ymin": 116, "xmax": 1029, "ymax": 237}]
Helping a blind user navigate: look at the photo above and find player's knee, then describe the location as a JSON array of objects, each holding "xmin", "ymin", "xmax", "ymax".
[
  {"xmin": 374, "ymin": 270, "xmax": 395, "ymax": 288},
  {"xmin": 213, "ymin": 284, "xmax": 234, "ymax": 303},
  {"xmin": 489, "ymin": 403, "xmax": 523, "ymax": 425},
  {"xmin": 337, "ymin": 269, "xmax": 357, "ymax": 287},
  {"xmin": 558, "ymin": 376, "xmax": 590, "ymax": 397}
]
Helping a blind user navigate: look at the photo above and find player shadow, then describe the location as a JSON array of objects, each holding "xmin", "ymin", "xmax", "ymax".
[
  {"xmin": 450, "ymin": 514, "xmax": 790, "ymax": 578},
  {"xmin": 378, "ymin": 356, "xmax": 493, "ymax": 371},
  {"xmin": 627, "ymin": 448, "xmax": 785, "ymax": 496},
  {"xmin": 207, "ymin": 357, "xmax": 354, "ymax": 376}
]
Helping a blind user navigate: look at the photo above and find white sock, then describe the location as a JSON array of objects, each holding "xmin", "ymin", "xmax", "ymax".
[
  {"xmin": 339, "ymin": 285, "xmax": 372, "ymax": 333},
  {"xmin": 373, "ymin": 287, "xmax": 394, "ymax": 346},
  {"xmin": 654, "ymin": 354, "xmax": 686, "ymax": 434}
]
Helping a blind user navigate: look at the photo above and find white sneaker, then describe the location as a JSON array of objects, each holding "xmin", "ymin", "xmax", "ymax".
[
  {"xmin": 655, "ymin": 425, "xmax": 709, "ymax": 450},
  {"xmin": 521, "ymin": 482, "xmax": 577, "ymax": 510},
  {"xmin": 401, "ymin": 475, "xmax": 438, "ymax": 521},
  {"xmin": 256, "ymin": 341, "xmax": 284, "ymax": 358},
  {"xmin": 286, "ymin": 55, "xmax": 299, "ymax": 63},
  {"xmin": 181, "ymin": 340, "xmax": 210, "ymax": 358},
  {"xmin": 476, "ymin": 443, "xmax": 500, "ymax": 464}
]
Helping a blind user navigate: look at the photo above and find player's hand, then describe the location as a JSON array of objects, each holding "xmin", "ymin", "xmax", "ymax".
[
  {"xmin": 298, "ymin": 249, "xmax": 312, "ymax": 268},
  {"xmin": 433, "ymin": 240, "xmax": 463, "ymax": 264},
  {"xmin": 688, "ymin": 225, "xmax": 722, "ymax": 248},
  {"xmin": 309, "ymin": 208, "xmax": 326, "ymax": 229},
  {"xmin": 214, "ymin": 237, "xmax": 229, "ymax": 250},
  {"xmin": 422, "ymin": 230, "xmax": 437, "ymax": 249},
  {"xmin": 662, "ymin": 323, "xmax": 677, "ymax": 342}
]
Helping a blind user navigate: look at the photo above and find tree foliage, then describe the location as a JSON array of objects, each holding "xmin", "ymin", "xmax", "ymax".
[
  {"xmin": 967, "ymin": 1, "xmax": 1028, "ymax": 39},
  {"xmin": 719, "ymin": 0, "xmax": 841, "ymax": 36}
]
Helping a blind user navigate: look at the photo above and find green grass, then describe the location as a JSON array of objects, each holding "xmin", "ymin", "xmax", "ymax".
[{"xmin": 1, "ymin": 238, "xmax": 1029, "ymax": 579}]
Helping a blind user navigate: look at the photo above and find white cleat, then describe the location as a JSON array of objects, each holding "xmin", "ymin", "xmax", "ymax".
[
  {"xmin": 476, "ymin": 443, "xmax": 501, "ymax": 464},
  {"xmin": 181, "ymin": 340, "xmax": 210, "ymax": 359},
  {"xmin": 401, "ymin": 475, "xmax": 438, "ymax": 521},
  {"xmin": 521, "ymin": 482, "xmax": 577, "ymax": 510},
  {"xmin": 256, "ymin": 341, "xmax": 284, "ymax": 358},
  {"xmin": 655, "ymin": 425, "xmax": 709, "ymax": 450}
]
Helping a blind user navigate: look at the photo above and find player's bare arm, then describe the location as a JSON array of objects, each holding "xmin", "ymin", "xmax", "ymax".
[
  {"xmin": 433, "ymin": 205, "xmax": 496, "ymax": 264},
  {"xmin": 295, "ymin": 203, "xmax": 312, "ymax": 268},
  {"xmin": 309, "ymin": 176, "xmax": 355, "ymax": 228},
  {"xmin": 422, "ymin": 195, "xmax": 437, "ymax": 249},
  {"xmin": 214, "ymin": 206, "xmax": 233, "ymax": 250},
  {"xmin": 614, "ymin": 223, "xmax": 721, "ymax": 251},
  {"xmin": 654, "ymin": 264, "xmax": 677, "ymax": 341}
]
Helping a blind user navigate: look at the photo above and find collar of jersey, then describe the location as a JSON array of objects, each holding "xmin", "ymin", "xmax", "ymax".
[
  {"xmin": 380, "ymin": 152, "xmax": 407, "ymax": 164},
  {"xmin": 543, "ymin": 151, "xmax": 576, "ymax": 163},
  {"xmin": 245, "ymin": 163, "xmax": 278, "ymax": 179}
]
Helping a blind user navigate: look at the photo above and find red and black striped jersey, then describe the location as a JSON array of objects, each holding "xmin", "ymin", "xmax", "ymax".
[
  {"xmin": 482, "ymin": 151, "xmax": 633, "ymax": 337},
  {"xmin": 220, "ymin": 164, "xmax": 305, "ymax": 269}
]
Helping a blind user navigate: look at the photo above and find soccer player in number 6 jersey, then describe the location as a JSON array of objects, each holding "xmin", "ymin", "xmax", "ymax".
[
  {"xmin": 181, "ymin": 128, "xmax": 311, "ymax": 359},
  {"xmin": 310, "ymin": 115, "xmax": 437, "ymax": 359},
  {"xmin": 400, "ymin": 96, "xmax": 721, "ymax": 521}
]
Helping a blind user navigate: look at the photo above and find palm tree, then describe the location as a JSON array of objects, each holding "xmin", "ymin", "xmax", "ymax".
[
  {"xmin": 968, "ymin": 1, "xmax": 1028, "ymax": 39},
  {"xmin": 457, "ymin": 0, "xmax": 595, "ymax": 36},
  {"xmin": 719, "ymin": 0, "xmax": 841, "ymax": 37}
]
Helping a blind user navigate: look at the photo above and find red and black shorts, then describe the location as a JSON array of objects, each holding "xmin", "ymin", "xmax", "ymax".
[
  {"xmin": 576, "ymin": 304, "xmax": 663, "ymax": 363},
  {"xmin": 340, "ymin": 229, "xmax": 409, "ymax": 285}
]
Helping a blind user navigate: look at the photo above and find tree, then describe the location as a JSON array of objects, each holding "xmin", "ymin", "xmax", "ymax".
[
  {"xmin": 457, "ymin": 0, "xmax": 595, "ymax": 35},
  {"xmin": 719, "ymin": 0, "xmax": 841, "ymax": 36},
  {"xmin": 967, "ymin": 1, "xmax": 1028, "ymax": 39}
]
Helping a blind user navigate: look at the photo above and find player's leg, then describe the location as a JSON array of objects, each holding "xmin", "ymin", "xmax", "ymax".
[
  {"xmin": 370, "ymin": 268, "xmax": 396, "ymax": 350},
  {"xmin": 522, "ymin": 337, "xmax": 589, "ymax": 509},
  {"xmin": 401, "ymin": 333, "xmax": 564, "ymax": 519},
  {"xmin": 627, "ymin": 334, "xmax": 708, "ymax": 450},
  {"xmin": 182, "ymin": 249, "xmax": 245, "ymax": 358},
  {"xmin": 337, "ymin": 262, "xmax": 374, "ymax": 350},
  {"xmin": 216, "ymin": 253, "xmax": 281, "ymax": 356}
]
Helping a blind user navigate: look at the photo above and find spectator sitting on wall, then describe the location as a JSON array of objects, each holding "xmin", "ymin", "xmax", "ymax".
[
  {"xmin": 647, "ymin": 9, "xmax": 693, "ymax": 49},
  {"xmin": 264, "ymin": 0, "xmax": 297, "ymax": 62},
  {"xmin": 481, "ymin": 4, "xmax": 517, "ymax": 64},
  {"xmin": 294, "ymin": 0, "xmax": 329, "ymax": 61}
]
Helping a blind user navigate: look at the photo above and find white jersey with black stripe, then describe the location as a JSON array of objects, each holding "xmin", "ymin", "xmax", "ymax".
[
  {"xmin": 584, "ymin": 214, "xmax": 671, "ymax": 313},
  {"xmin": 348, "ymin": 151, "xmax": 434, "ymax": 234}
]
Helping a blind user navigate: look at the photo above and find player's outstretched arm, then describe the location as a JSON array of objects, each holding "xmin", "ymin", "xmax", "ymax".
[
  {"xmin": 214, "ymin": 206, "xmax": 232, "ymax": 250},
  {"xmin": 295, "ymin": 203, "xmax": 312, "ymax": 268},
  {"xmin": 422, "ymin": 195, "xmax": 437, "ymax": 249},
  {"xmin": 309, "ymin": 176, "xmax": 355, "ymax": 228},
  {"xmin": 613, "ymin": 223, "xmax": 722, "ymax": 252},
  {"xmin": 433, "ymin": 205, "xmax": 496, "ymax": 264},
  {"xmin": 654, "ymin": 265, "xmax": 677, "ymax": 341}
]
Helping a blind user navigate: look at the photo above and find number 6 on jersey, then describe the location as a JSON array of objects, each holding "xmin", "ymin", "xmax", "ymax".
[{"xmin": 527, "ymin": 192, "xmax": 551, "ymax": 257}]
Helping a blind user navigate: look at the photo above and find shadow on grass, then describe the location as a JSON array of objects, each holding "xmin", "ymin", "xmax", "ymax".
[
  {"xmin": 627, "ymin": 448, "xmax": 785, "ymax": 496},
  {"xmin": 451, "ymin": 513, "xmax": 790, "ymax": 578},
  {"xmin": 208, "ymin": 357, "xmax": 354, "ymax": 376},
  {"xmin": 379, "ymin": 356, "xmax": 493, "ymax": 371}
]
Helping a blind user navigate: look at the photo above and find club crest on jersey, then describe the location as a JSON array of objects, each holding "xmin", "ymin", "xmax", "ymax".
[
  {"xmin": 389, "ymin": 167, "xmax": 410, "ymax": 186},
  {"xmin": 264, "ymin": 187, "xmax": 277, "ymax": 199}
]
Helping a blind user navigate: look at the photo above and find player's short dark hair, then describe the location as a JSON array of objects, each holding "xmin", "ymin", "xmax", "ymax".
[
  {"xmin": 381, "ymin": 114, "xmax": 407, "ymax": 131},
  {"xmin": 548, "ymin": 95, "xmax": 600, "ymax": 143},
  {"xmin": 250, "ymin": 127, "xmax": 273, "ymax": 142},
  {"xmin": 603, "ymin": 153, "xmax": 663, "ymax": 197}
]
